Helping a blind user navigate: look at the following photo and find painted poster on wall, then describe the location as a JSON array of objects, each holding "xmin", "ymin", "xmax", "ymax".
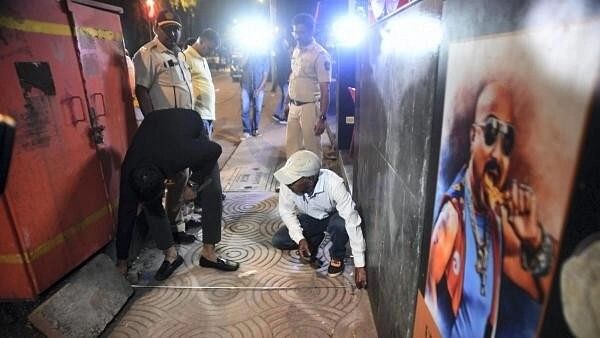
[{"xmin": 414, "ymin": 18, "xmax": 600, "ymax": 338}]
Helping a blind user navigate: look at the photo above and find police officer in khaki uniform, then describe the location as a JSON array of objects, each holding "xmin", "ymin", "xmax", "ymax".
[
  {"xmin": 285, "ymin": 13, "xmax": 332, "ymax": 159},
  {"xmin": 132, "ymin": 10, "xmax": 196, "ymax": 244},
  {"xmin": 133, "ymin": 10, "xmax": 193, "ymax": 114}
]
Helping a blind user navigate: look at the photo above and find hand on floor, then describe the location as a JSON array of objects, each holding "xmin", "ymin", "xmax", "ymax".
[{"xmin": 355, "ymin": 267, "xmax": 367, "ymax": 289}]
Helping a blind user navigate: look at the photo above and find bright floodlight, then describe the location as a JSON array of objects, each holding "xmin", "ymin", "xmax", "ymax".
[
  {"xmin": 380, "ymin": 15, "xmax": 442, "ymax": 55},
  {"xmin": 231, "ymin": 17, "xmax": 273, "ymax": 54},
  {"xmin": 332, "ymin": 15, "xmax": 367, "ymax": 47}
]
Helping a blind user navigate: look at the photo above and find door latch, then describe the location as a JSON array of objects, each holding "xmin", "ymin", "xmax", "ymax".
[{"xmin": 89, "ymin": 106, "xmax": 105, "ymax": 144}]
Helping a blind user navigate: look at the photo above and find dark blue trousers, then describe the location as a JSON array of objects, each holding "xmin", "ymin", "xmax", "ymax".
[{"xmin": 271, "ymin": 213, "xmax": 348, "ymax": 260}]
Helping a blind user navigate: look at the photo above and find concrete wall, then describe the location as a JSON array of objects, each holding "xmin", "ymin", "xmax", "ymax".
[{"xmin": 354, "ymin": 1, "xmax": 442, "ymax": 336}]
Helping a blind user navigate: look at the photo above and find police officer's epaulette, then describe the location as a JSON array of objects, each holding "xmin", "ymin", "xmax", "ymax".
[{"xmin": 145, "ymin": 39, "xmax": 160, "ymax": 49}]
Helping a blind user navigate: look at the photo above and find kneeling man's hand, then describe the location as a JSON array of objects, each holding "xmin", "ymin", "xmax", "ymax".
[
  {"xmin": 298, "ymin": 239, "xmax": 311, "ymax": 258},
  {"xmin": 355, "ymin": 267, "xmax": 367, "ymax": 289}
]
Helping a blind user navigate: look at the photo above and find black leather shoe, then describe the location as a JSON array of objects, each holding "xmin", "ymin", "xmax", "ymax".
[
  {"xmin": 173, "ymin": 232, "xmax": 196, "ymax": 244},
  {"xmin": 154, "ymin": 255, "xmax": 184, "ymax": 281},
  {"xmin": 199, "ymin": 256, "xmax": 239, "ymax": 271}
]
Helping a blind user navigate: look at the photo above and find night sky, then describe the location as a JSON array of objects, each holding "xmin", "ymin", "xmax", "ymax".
[
  {"xmin": 98, "ymin": 0, "xmax": 320, "ymax": 52},
  {"xmin": 184, "ymin": 0, "xmax": 319, "ymax": 49}
]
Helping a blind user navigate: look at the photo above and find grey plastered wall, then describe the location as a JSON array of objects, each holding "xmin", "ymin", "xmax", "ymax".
[{"xmin": 353, "ymin": 0, "xmax": 443, "ymax": 336}]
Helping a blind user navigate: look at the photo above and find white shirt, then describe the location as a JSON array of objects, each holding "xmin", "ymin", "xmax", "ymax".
[
  {"xmin": 288, "ymin": 39, "xmax": 332, "ymax": 102},
  {"xmin": 183, "ymin": 46, "xmax": 216, "ymax": 121},
  {"xmin": 133, "ymin": 37, "xmax": 193, "ymax": 112},
  {"xmin": 278, "ymin": 169, "xmax": 366, "ymax": 267}
]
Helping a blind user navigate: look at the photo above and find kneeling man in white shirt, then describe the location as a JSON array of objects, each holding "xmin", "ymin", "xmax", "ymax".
[{"xmin": 273, "ymin": 150, "xmax": 367, "ymax": 288}]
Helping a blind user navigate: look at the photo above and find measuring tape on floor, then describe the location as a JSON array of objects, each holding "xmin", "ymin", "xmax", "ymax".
[{"xmin": 131, "ymin": 285, "xmax": 356, "ymax": 291}]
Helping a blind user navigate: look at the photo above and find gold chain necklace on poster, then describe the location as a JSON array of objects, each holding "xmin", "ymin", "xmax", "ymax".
[{"xmin": 464, "ymin": 178, "xmax": 488, "ymax": 297}]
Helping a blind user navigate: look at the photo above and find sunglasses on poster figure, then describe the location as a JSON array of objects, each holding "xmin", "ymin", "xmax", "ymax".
[
  {"xmin": 0, "ymin": 114, "xmax": 16, "ymax": 195},
  {"xmin": 473, "ymin": 115, "xmax": 515, "ymax": 156}
]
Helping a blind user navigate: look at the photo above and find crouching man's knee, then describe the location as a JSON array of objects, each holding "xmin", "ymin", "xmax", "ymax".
[{"xmin": 271, "ymin": 226, "xmax": 298, "ymax": 250}]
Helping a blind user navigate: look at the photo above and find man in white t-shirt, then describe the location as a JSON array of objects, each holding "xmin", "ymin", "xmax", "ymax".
[
  {"xmin": 183, "ymin": 28, "xmax": 220, "ymax": 139},
  {"xmin": 182, "ymin": 29, "xmax": 225, "ymax": 229}
]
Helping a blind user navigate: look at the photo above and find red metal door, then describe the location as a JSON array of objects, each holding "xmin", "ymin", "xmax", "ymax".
[
  {"xmin": 67, "ymin": 0, "xmax": 137, "ymax": 214},
  {"xmin": 0, "ymin": 1, "xmax": 114, "ymax": 299}
]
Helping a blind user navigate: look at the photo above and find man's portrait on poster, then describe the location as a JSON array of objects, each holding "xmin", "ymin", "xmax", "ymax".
[{"xmin": 423, "ymin": 20, "xmax": 600, "ymax": 337}]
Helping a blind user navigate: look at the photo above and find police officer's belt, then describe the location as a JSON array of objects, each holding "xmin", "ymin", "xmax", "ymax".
[{"xmin": 290, "ymin": 99, "xmax": 314, "ymax": 106}]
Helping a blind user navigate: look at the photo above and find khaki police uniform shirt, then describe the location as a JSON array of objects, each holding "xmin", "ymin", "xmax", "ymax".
[
  {"xmin": 183, "ymin": 46, "xmax": 215, "ymax": 121},
  {"xmin": 288, "ymin": 39, "xmax": 332, "ymax": 102},
  {"xmin": 133, "ymin": 37, "xmax": 194, "ymax": 112}
]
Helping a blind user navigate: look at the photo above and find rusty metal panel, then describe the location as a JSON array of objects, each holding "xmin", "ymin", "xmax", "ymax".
[
  {"xmin": 67, "ymin": 0, "xmax": 136, "ymax": 216},
  {"xmin": 0, "ymin": 0, "xmax": 114, "ymax": 299}
]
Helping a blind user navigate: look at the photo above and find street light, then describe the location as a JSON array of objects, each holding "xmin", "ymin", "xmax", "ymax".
[
  {"xmin": 231, "ymin": 17, "xmax": 274, "ymax": 54},
  {"xmin": 144, "ymin": 0, "xmax": 156, "ymax": 20},
  {"xmin": 331, "ymin": 14, "xmax": 367, "ymax": 47}
]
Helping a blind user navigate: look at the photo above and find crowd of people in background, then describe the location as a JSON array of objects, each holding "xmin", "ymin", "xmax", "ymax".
[{"xmin": 117, "ymin": 10, "xmax": 367, "ymax": 289}]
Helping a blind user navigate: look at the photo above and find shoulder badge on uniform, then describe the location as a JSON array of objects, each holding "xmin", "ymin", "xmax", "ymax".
[{"xmin": 324, "ymin": 61, "xmax": 331, "ymax": 71}]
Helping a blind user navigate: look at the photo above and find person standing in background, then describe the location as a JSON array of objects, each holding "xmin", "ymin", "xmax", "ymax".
[
  {"xmin": 183, "ymin": 28, "xmax": 225, "ymax": 230},
  {"xmin": 133, "ymin": 10, "xmax": 193, "ymax": 116},
  {"xmin": 239, "ymin": 52, "xmax": 270, "ymax": 140},
  {"xmin": 184, "ymin": 28, "xmax": 220, "ymax": 140},
  {"xmin": 272, "ymin": 35, "xmax": 292, "ymax": 124},
  {"xmin": 285, "ymin": 13, "xmax": 332, "ymax": 159}
]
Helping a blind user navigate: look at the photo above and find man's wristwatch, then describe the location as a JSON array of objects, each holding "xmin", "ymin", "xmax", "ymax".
[{"xmin": 521, "ymin": 224, "xmax": 553, "ymax": 277}]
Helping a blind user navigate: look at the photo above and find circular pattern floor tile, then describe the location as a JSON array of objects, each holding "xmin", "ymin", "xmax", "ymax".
[{"xmin": 112, "ymin": 188, "xmax": 375, "ymax": 337}]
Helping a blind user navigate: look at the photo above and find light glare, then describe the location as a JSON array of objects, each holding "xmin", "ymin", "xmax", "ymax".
[
  {"xmin": 332, "ymin": 15, "xmax": 367, "ymax": 47},
  {"xmin": 380, "ymin": 15, "xmax": 442, "ymax": 55},
  {"xmin": 231, "ymin": 17, "xmax": 274, "ymax": 54}
]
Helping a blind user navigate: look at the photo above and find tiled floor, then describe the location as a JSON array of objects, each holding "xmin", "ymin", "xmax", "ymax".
[
  {"xmin": 108, "ymin": 75, "xmax": 377, "ymax": 337},
  {"xmin": 110, "ymin": 192, "xmax": 375, "ymax": 337}
]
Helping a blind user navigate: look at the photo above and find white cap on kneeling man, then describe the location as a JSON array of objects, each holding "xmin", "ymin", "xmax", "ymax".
[{"xmin": 274, "ymin": 150, "xmax": 321, "ymax": 185}]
